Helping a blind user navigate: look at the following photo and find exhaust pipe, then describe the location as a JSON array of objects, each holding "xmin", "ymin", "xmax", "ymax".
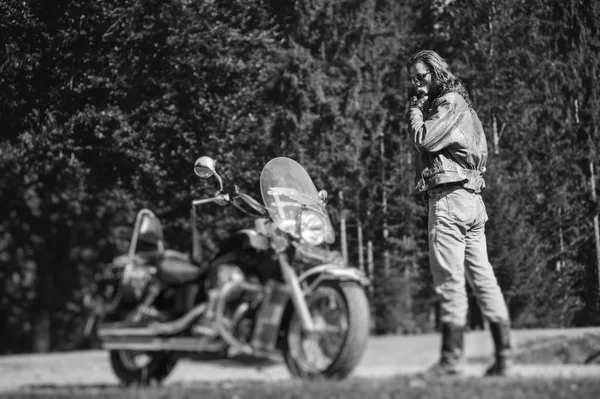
[
  {"xmin": 102, "ymin": 336, "xmax": 226, "ymax": 352},
  {"xmin": 102, "ymin": 335, "xmax": 282, "ymax": 362},
  {"xmin": 98, "ymin": 303, "xmax": 209, "ymax": 338}
]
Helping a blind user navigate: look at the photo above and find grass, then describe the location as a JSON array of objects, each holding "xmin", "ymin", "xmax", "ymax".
[
  {"xmin": 2, "ymin": 376, "xmax": 600, "ymax": 399},
  {"xmin": 3, "ymin": 330, "xmax": 600, "ymax": 399}
]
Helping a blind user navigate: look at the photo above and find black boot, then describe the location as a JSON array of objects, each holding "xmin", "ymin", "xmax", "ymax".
[
  {"xmin": 485, "ymin": 320, "xmax": 512, "ymax": 376},
  {"xmin": 425, "ymin": 323, "xmax": 465, "ymax": 376}
]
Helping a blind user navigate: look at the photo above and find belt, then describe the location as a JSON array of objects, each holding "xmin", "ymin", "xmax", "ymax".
[
  {"xmin": 428, "ymin": 181, "xmax": 476, "ymax": 198},
  {"xmin": 431, "ymin": 181, "xmax": 464, "ymax": 190}
]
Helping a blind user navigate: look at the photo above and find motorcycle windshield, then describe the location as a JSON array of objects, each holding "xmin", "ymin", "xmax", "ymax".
[{"xmin": 260, "ymin": 157, "xmax": 335, "ymax": 244}]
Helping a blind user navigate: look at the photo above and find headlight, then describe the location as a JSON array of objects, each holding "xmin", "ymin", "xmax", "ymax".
[{"xmin": 297, "ymin": 211, "xmax": 326, "ymax": 246}]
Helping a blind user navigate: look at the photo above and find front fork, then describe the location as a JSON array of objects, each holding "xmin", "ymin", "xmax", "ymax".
[{"xmin": 277, "ymin": 253, "xmax": 316, "ymax": 333}]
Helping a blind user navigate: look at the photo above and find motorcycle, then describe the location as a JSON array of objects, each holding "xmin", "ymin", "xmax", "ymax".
[{"xmin": 86, "ymin": 156, "xmax": 371, "ymax": 385}]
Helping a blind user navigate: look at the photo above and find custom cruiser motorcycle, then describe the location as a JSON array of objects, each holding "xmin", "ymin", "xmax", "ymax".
[{"xmin": 86, "ymin": 156, "xmax": 371, "ymax": 385}]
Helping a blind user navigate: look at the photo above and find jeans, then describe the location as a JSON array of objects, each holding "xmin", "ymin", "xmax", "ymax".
[{"xmin": 428, "ymin": 186, "xmax": 509, "ymax": 326}]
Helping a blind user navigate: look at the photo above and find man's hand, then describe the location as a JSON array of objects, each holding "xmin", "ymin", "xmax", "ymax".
[{"xmin": 410, "ymin": 94, "xmax": 429, "ymax": 111}]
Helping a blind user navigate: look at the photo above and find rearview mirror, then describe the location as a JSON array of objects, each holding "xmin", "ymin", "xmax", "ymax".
[
  {"xmin": 318, "ymin": 190, "xmax": 328, "ymax": 205},
  {"xmin": 194, "ymin": 156, "xmax": 216, "ymax": 179}
]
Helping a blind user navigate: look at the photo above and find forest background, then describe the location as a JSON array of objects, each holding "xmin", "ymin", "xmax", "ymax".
[{"xmin": 1, "ymin": 0, "xmax": 600, "ymax": 354}]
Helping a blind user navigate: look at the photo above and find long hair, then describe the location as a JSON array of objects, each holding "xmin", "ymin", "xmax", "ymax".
[{"xmin": 407, "ymin": 50, "xmax": 473, "ymax": 108}]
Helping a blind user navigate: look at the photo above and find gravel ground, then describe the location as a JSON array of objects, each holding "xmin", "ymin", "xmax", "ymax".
[{"xmin": 1, "ymin": 327, "xmax": 599, "ymax": 392}]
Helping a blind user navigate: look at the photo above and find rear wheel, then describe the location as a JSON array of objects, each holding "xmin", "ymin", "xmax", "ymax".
[
  {"xmin": 283, "ymin": 281, "xmax": 370, "ymax": 379},
  {"xmin": 109, "ymin": 350, "xmax": 177, "ymax": 386}
]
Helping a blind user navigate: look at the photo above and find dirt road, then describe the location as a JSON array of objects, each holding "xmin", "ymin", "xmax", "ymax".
[{"xmin": 1, "ymin": 327, "xmax": 599, "ymax": 392}]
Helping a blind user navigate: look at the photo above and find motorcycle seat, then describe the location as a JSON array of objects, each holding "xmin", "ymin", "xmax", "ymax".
[
  {"xmin": 158, "ymin": 250, "xmax": 207, "ymax": 286},
  {"xmin": 163, "ymin": 249, "xmax": 191, "ymax": 263},
  {"xmin": 134, "ymin": 249, "xmax": 201, "ymax": 266}
]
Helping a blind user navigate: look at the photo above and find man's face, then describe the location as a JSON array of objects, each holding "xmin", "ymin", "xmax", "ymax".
[{"xmin": 409, "ymin": 61, "xmax": 432, "ymax": 96}]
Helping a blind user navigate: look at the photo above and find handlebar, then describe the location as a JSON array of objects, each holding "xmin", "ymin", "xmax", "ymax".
[
  {"xmin": 192, "ymin": 194, "xmax": 230, "ymax": 207},
  {"xmin": 236, "ymin": 192, "xmax": 267, "ymax": 215},
  {"xmin": 192, "ymin": 188, "xmax": 267, "ymax": 217}
]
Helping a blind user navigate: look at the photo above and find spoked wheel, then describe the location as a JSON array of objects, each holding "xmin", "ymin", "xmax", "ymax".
[
  {"xmin": 283, "ymin": 281, "xmax": 370, "ymax": 379},
  {"xmin": 109, "ymin": 350, "xmax": 177, "ymax": 386}
]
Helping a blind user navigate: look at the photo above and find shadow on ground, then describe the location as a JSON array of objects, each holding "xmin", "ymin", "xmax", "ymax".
[
  {"xmin": 513, "ymin": 332, "xmax": 600, "ymax": 365},
  {"xmin": 183, "ymin": 352, "xmax": 282, "ymax": 370}
]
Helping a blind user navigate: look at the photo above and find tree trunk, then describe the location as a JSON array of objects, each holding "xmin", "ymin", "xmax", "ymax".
[
  {"xmin": 355, "ymin": 192, "xmax": 365, "ymax": 273},
  {"xmin": 367, "ymin": 239, "xmax": 374, "ymax": 294},
  {"xmin": 33, "ymin": 310, "xmax": 51, "ymax": 353},
  {"xmin": 382, "ymin": 190, "xmax": 390, "ymax": 276},
  {"xmin": 590, "ymin": 161, "xmax": 600, "ymax": 293},
  {"xmin": 576, "ymin": 99, "xmax": 600, "ymax": 300},
  {"xmin": 32, "ymin": 261, "xmax": 52, "ymax": 353},
  {"xmin": 573, "ymin": 99, "xmax": 600, "ymax": 311},
  {"xmin": 357, "ymin": 220, "xmax": 365, "ymax": 274},
  {"xmin": 339, "ymin": 191, "xmax": 348, "ymax": 265},
  {"xmin": 379, "ymin": 128, "xmax": 390, "ymax": 277},
  {"xmin": 492, "ymin": 114, "xmax": 500, "ymax": 155},
  {"xmin": 367, "ymin": 238, "xmax": 375, "ymax": 332}
]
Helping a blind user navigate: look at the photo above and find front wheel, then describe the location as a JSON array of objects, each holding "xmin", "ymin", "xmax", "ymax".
[
  {"xmin": 283, "ymin": 281, "xmax": 370, "ymax": 379},
  {"xmin": 109, "ymin": 350, "xmax": 177, "ymax": 386}
]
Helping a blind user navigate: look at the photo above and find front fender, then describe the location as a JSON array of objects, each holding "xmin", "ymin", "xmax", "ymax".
[
  {"xmin": 276, "ymin": 264, "xmax": 370, "ymax": 351},
  {"xmin": 278, "ymin": 263, "xmax": 371, "ymax": 354},
  {"xmin": 298, "ymin": 264, "xmax": 371, "ymax": 288}
]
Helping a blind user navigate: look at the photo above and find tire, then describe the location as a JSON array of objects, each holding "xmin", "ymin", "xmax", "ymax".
[
  {"xmin": 282, "ymin": 281, "xmax": 370, "ymax": 380},
  {"xmin": 109, "ymin": 350, "xmax": 178, "ymax": 386}
]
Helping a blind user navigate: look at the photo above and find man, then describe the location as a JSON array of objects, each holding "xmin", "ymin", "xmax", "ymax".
[{"xmin": 406, "ymin": 50, "xmax": 512, "ymax": 377}]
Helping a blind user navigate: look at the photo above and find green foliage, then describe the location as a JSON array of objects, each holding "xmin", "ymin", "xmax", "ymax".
[{"xmin": 1, "ymin": 0, "xmax": 600, "ymax": 352}]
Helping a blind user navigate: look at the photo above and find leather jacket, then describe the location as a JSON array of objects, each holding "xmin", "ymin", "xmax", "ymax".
[{"xmin": 407, "ymin": 91, "xmax": 488, "ymax": 194}]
